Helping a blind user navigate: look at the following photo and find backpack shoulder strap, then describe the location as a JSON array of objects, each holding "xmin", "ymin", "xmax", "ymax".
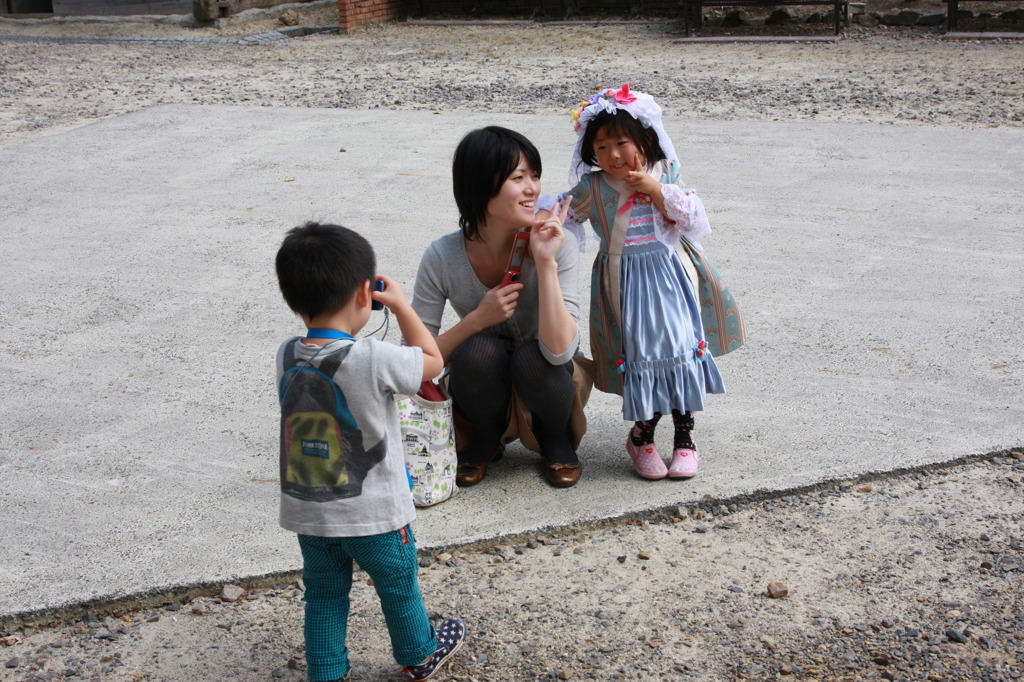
[
  {"xmin": 282, "ymin": 338, "xmax": 299, "ymax": 370},
  {"xmin": 279, "ymin": 339, "xmax": 352, "ymax": 403},
  {"xmin": 315, "ymin": 343, "xmax": 349, "ymax": 380}
]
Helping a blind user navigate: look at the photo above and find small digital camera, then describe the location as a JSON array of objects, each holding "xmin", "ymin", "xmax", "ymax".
[{"xmin": 372, "ymin": 278, "xmax": 385, "ymax": 311}]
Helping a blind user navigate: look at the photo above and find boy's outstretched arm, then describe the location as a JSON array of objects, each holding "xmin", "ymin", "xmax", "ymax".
[{"xmin": 373, "ymin": 275, "xmax": 443, "ymax": 381}]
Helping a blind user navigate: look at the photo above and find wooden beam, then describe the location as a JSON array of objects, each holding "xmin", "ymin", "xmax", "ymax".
[{"xmin": 51, "ymin": 0, "xmax": 190, "ymax": 15}]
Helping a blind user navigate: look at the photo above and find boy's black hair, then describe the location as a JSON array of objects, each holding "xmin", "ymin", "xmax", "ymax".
[
  {"xmin": 580, "ymin": 109, "xmax": 666, "ymax": 171},
  {"xmin": 275, "ymin": 221, "xmax": 375, "ymax": 320},
  {"xmin": 452, "ymin": 126, "xmax": 542, "ymax": 241}
]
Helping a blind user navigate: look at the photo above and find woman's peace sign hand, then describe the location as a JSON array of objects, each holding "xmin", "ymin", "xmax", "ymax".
[{"xmin": 530, "ymin": 196, "xmax": 571, "ymax": 265}]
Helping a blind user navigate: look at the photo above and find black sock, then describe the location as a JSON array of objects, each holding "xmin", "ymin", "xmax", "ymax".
[
  {"xmin": 630, "ymin": 413, "xmax": 662, "ymax": 446},
  {"xmin": 672, "ymin": 410, "xmax": 696, "ymax": 450}
]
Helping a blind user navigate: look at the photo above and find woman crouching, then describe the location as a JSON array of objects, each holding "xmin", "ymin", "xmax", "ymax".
[{"xmin": 411, "ymin": 126, "xmax": 590, "ymax": 488}]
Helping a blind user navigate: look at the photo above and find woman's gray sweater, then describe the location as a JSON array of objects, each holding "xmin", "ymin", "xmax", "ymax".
[{"xmin": 411, "ymin": 230, "xmax": 581, "ymax": 365}]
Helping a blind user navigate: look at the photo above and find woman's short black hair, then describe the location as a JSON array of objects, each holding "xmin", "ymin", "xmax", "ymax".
[
  {"xmin": 275, "ymin": 221, "xmax": 375, "ymax": 320},
  {"xmin": 580, "ymin": 110, "xmax": 666, "ymax": 171},
  {"xmin": 452, "ymin": 126, "xmax": 542, "ymax": 240}
]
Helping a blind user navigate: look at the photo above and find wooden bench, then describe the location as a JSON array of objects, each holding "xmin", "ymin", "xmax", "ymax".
[
  {"xmin": 678, "ymin": 0, "xmax": 850, "ymax": 35},
  {"xmin": 944, "ymin": 0, "xmax": 1023, "ymax": 31}
]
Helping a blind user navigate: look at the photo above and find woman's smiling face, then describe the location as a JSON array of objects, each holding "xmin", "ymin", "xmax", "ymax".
[{"xmin": 484, "ymin": 155, "xmax": 541, "ymax": 231}]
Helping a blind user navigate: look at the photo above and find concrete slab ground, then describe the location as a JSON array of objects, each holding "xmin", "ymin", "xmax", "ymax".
[{"xmin": 1, "ymin": 105, "xmax": 1021, "ymax": 623}]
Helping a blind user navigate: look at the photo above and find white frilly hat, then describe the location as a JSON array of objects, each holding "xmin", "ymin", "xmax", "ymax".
[{"xmin": 568, "ymin": 83, "xmax": 678, "ymax": 186}]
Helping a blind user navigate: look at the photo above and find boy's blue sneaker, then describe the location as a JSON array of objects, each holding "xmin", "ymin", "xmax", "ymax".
[{"xmin": 402, "ymin": 617, "xmax": 466, "ymax": 681}]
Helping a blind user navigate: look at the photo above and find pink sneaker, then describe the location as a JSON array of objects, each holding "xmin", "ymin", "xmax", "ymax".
[
  {"xmin": 668, "ymin": 448, "xmax": 699, "ymax": 478},
  {"xmin": 626, "ymin": 439, "xmax": 667, "ymax": 479}
]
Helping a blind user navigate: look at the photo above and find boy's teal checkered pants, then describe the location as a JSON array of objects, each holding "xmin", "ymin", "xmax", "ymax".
[{"xmin": 298, "ymin": 526, "xmax": 437, "ymax": 681}]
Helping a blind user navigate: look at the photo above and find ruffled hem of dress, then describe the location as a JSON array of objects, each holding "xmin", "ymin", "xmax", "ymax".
[{"xmin": 620, "ymin": 353, "xmax": 725, "ymax": 421}]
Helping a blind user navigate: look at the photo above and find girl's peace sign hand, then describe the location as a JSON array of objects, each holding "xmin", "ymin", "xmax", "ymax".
[
  {"xmin": 530, "ymin": 196, "xmax": 572, "ymax": 265},
  {"xmin": 624, "ymin": 151, "xmax": 659, "ymax": 195}
]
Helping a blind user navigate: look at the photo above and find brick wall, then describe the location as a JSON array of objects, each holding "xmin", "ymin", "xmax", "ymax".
[{"xmin": 337, "ymin": 0, "xmax": 416, "ymax": 33}]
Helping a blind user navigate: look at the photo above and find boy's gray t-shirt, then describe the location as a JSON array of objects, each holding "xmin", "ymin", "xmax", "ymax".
[{"xmin": 276, "ymin": 336, "xmax": 423, "ymax": 538}]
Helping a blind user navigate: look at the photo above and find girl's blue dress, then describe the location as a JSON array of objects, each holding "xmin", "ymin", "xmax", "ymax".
[
  {"xmin": 616, "ymin": 201, "xmax": 725, "ymax": 421},
  {"xmin": 560, "ymin": 160, "xmax": 726, "ymax": 422}
]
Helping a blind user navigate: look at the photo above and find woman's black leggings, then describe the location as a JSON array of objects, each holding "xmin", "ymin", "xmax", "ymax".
[{"xmin": 448, "ymin": 335, "xmax": 576, "ymax": 465}]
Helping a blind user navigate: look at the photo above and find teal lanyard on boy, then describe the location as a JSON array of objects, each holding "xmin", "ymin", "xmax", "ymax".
[
  {"xmin": 306, "ymin": 329, "xmax": 354, "ymax": 341},
  {"xmin": 294, "ymin": 329, "xmax": 354, "ymax": 370}
]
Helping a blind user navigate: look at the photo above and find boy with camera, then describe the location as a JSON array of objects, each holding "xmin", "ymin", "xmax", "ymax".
[{"xmin": 275, "ymin": 221, "xmax": 465, "ymax": 682}]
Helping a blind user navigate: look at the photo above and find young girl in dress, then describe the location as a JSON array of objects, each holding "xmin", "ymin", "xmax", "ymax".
[{"xmin": 551, "ymin": 84, "xmax": 726, "ymax": 480}]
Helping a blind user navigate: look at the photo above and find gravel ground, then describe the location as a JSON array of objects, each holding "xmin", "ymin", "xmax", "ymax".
[
  {"xmin": 2, "ymin": 455, "xmax": 1023, "ymax": 681},
  {"xmin": 1, "ymin": 11, "xmax": 1023, "ymax": 682},
  {"xmin": 0, "ymin": 13, "xmax": 1022, "ymax": 147}
]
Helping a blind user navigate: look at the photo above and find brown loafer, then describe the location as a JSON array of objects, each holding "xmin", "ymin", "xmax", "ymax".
[
  {"xmin": 543, "ymin": 461, "xmax": 582, "ymax": 488},
  {"xmin": 456, "ymin": 461, "xmax": 488, "ymax": 486},
  {"xmin": 455, "ymin": 446, "xmax": 504, "ymax": 487}
]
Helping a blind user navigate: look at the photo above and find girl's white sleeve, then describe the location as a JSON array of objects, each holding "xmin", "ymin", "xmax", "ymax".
[
  {"xmin": 563, "ymin": 208, "xmax": 587, "ymax": 254},
  {"xmin": 563, "ymin": 178, "xmax": 593, "ymax": 253},
  {"xmin": 535, "ymin": 195, "xmax": 558, "ymax": 214},
  {"xmin": 654, "ymin": 186, "xmax": 712, "ymax": 252}
]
